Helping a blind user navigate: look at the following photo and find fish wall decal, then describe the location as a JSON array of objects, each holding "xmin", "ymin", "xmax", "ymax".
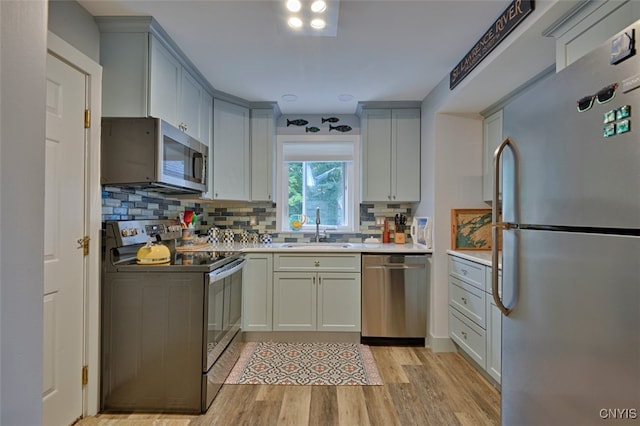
[
  {"xmin": 305, "ymin": 126, "xmax": 320, "ymax": 133},
  {"xmin": 329, "ymin": 124, "xmax": 352, "ymax": 132},
  {"xmin": 287, "ymin": 118, "xmax": 309, "ymax": 127},
  {"xmin": 321, "ymin": 117, "xmax": 340, "ymax": 123}
]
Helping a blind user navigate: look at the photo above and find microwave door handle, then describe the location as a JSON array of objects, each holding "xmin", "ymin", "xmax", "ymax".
[{"xmin": 192, "ymin": 152, "xmax": 204, "ymax": 182}]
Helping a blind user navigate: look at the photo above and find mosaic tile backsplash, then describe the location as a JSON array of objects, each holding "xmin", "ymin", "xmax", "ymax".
[{"xmin": 102, "ymin": 187, "xmax": 415, "ymax": 243}]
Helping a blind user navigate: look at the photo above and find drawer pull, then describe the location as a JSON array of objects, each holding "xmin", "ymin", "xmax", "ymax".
[
  {"xmin": 314, "ymin": 260, "xmax": 320, "ymax": 267},
  {"xmin": 461, "ymin": 331, "xmax": 468, "ymax": 339},
  {"xmin": 461, "ymin": 268, "xmax": 468, "ymax": 275},
  {"xmin": 461, "ymin": 296, "xmax": 468, "ymax": 304}
]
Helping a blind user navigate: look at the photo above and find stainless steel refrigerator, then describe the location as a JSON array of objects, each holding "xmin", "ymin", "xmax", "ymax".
[{"xmin": 493, "ymin": 21, "xmax": 640, "ymax": 425}]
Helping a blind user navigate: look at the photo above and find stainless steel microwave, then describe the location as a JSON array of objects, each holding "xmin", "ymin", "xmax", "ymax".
[{"xmin": 101, "ymin": 117, "xmax": 208, "ymax": 194}]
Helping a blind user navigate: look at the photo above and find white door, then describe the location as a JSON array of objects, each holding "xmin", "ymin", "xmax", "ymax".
[{"xmin": 42, "ymin": 53, "xmax": 86, "ymax": 426}]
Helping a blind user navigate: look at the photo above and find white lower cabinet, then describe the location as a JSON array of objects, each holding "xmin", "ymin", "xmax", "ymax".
[
  {"xmin": 242, "ymin": 253, "xmax": 273, "ymax": 331},
  {"xmin": 448, "ymin": 254, "xmax": 502, "ymax": 384},
  {"xmin": 273, "ymin": 253, "xmax": 361, "ymax": 332}
]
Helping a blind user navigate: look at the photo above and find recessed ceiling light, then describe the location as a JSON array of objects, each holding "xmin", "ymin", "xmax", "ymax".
[
  {"xmin": 282, "ymin": 94, "xmax": 298, "ymax": 102},
  {"xmin": 310, "ymin": 0, "xmax": 327, "ymax": 13},
  {"xmin": 338, "ymin": 94, "xmax": 353, "ymax": 102},
  {"xmin": 287, "ymin": 17, "xmax": 303, "ymax": 29},
  {"xmin": 310, "ymin": 18, "xmax": 326, "ymax": 29},
  {"xmin": 286, "ymin": 0, "xmax": 301, "ymax": 12}
]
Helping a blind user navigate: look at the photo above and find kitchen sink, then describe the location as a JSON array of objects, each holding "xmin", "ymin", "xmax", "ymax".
[{"xmin": 280, "ymin": 242, "xmax": 357, "ymax": 249}]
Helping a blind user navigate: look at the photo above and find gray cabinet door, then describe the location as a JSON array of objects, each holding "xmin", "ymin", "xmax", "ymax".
[
  {"xmin": 149, "ymin": 36, "xmax": 180, "ymax": 127},
  {"xmin": 250, "ymin": 108, "xmax": 276, "ymax": 201},
  {"xmin": 212, "ymin": 99, "xmax": 250, "ymax": 200},
  {"xmin": 392, "ymin": 108, "xmax": 420, "ymax": 201},
  {"xmin": 361, "ymin": 109, "xmax": 392, "ymax": 201}
]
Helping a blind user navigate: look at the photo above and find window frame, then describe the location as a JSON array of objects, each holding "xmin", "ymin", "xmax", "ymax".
[{"xmin": 276, "ymin": 134, "xmax": 360, "ymax": 233}]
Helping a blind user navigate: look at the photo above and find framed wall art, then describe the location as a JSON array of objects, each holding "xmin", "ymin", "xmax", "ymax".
[{"xmin": 451, "ymin": 208, "xmax": 497, "ymax": 250}]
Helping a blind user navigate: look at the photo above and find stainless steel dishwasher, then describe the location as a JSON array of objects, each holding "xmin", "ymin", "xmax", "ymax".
[{"xmin": 361, "ymin": 254, "xmax": 429, "ymax": 341}]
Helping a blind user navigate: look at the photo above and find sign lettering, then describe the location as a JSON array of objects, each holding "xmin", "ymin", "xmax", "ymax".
[{"xmin": 449, "ymin": 0, "xmax": 534, "ymax": 90}]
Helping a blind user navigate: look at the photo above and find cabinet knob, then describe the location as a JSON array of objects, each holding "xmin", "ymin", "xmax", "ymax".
[
  {"xmin": 392, "ymin": 195, "xmax": 396, "ymax": 200},
  {"xmin": 314, "ymin": 260, "xmax": 320, "ymax": 267},
  {"xmin": 461, "ymin": 331, "xmax": 468, "ymax": 339},
  {"xmin": 461, "ymin": 296, "xmax": 468, "ymax": 304},
  {"xmin": 461, "ymin": 269, "xmax": 468, "ymax": 276}
]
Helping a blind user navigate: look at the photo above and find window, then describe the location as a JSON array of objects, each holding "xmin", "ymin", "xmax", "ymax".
[{"xmin": 276, "ymin": 135, "xmax": 360, "ymax": 233}]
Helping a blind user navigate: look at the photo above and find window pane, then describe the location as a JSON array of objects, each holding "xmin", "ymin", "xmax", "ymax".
[{"xmin": 287, "ymin": 161, "xmax": 347, "ymax": 227}]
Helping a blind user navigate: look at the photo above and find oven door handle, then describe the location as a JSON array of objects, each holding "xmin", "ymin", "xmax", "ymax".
[{"xmin": 208, "ymin": 258, "xmax": 246, "ymax": 282}]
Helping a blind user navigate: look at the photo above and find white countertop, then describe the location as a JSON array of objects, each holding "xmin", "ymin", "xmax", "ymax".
[
  {"xmin": 447, "ymin": 249, "xmax": 501, "ymax": 268},
  {"xmin": 182, "ymin": 242, "xmax": 432, "ymax": 254}
]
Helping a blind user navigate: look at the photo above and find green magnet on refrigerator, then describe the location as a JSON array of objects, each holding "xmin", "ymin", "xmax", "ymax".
[
  {"xmin": 616, "ymin": 105, "xmax": 631, "ymax": 120},
  {"xmin": 604, "ymin": 109, "xmax": 616, "ymax": 124},
  {"xmin": 603, "ymin": 123, "xmax": 616, "ymax": 138},
  {"xmin": 616, "ymin": 119, "xmax": 630, "ymax": 134}
]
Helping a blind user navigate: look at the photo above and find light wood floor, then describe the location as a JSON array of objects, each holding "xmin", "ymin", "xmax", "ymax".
[{"xmin": 77, "ymin": 346, "xmax": 500, "ymax": 426}]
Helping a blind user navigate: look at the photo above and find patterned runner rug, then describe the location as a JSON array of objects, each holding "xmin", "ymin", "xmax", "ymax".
[{"xmin": 225, "ymin": 341, "xmax": 383, "ymax": 385}]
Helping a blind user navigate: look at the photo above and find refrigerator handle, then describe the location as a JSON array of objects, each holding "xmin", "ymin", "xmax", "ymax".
[{"xmin": 492, "ymin": 137, "xmax": 519, "ymax": 316}]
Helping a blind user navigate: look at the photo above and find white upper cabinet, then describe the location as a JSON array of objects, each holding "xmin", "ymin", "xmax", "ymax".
[
  {"xmin": 98, "ymin": 17, "xmax": 212, "ymax": 145},
  {"xmin": 360, "ymin": 106, "xmax": 420, "ymax": 202},
  {"xmin": 212, "ymin": 99, "xmax": 250, "ymax": 201},
  {"xmin": 250, "ymin": 107, "xmax": 278, "ymax": 202},
  {"xmin": 482, "ymin": 109, "xmax": 503, "ymax": 203},
  {"xmin": 148, "ymin": 36, "xmax": 180, "ymax": 126}
]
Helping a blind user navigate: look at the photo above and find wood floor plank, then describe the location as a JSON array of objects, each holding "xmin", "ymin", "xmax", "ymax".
[
  {"xmin": 336, "ymin": 386, "xmax": 371, "ymax": 426},
  {"xmin": 385, "ymin": 383, "xmax": 431, "ymax": 426},
  {"xmin": 308, "ymin": 386, "xmax": 339, "ymax": 425},
  {"xmin": 389, "ymin": 345, "xmax": 423, "ymax": 365},
  {"xmin": 277, "ymin": 386, "xmax": 312, "ymax": 426},
  {"xmin": 256, "ymin": 384, "xmax": 287, "ymax": 402},
  {"xmin": 361, "ymin": 385, "xmax": 402, "ymax": 426},
  {"xmin": 369, "ymin": 346, "xmax": 409, "ymax": 384}
]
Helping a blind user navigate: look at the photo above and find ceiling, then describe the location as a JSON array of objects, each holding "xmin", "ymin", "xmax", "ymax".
[{"xmin": 78, "ymin": 0, "xmax": 572, "ymax": 114}]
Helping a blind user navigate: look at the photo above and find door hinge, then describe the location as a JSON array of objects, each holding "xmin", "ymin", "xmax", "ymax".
[
  {"xmin": 82, "ymin": 365, "xmax": 88, "ymax": 386},
  {"xmin": 84, "ymin": 109, "xmax": 91, "ymax": 128},
  {"xmin": 77, "ymin": 236, "xmax": 90, "ymax": 256}
]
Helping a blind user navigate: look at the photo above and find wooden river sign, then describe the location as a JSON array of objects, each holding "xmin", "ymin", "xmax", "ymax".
[{"xmin": 449, "ymin": 0, "xmax": 534, "ymax": 90}]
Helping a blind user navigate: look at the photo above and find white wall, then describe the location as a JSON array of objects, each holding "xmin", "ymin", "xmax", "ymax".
[
  {"xmin": 417, "ymin": 77, "xmax": 486, "ymax": 348},
  {"xmin": 0, "ymin": 1, "xmax": 48, "ymax": 424},
  {"xmin": 48, "ymin": 0, "xmax": 100, "ymax": 62}
]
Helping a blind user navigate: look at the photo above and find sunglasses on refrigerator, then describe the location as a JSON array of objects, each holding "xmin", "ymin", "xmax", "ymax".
[{"xmin": 577, "ymin": 83, "xmax": 618, "ymax": 112}]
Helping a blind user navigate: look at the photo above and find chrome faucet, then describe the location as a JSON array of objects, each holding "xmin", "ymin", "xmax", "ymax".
[{"xmin": 315, "ymin": 207, "xmax": 321, "ymax": 242}]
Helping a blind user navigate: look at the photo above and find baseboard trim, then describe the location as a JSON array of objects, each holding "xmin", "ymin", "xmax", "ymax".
[{"xmin": 428, "ymin": 335, "xmax": 457, "ymax": 352}]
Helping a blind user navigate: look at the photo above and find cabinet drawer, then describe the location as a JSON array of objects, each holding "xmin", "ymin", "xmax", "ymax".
[
  {"xmin": 449, "ymin": 277, "xmax": 485, "ymax": 328},
  {"xmin": 449, "ymin": 309, "xmax": 486, "ymax": 369},
  {"xmin": 449, "ymin": 256, "xmax": 485, "ymax": 290},
  {"xmin": 274, "ymin": 253, "xmax": 361, "ymax": 272}
]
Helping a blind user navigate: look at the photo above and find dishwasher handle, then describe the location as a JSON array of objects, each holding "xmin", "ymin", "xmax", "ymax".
[{"xmin": 365, "ymin": 263, "xmax": 426, "ymax": 270}]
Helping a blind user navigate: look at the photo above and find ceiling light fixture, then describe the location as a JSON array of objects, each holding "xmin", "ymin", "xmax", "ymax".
[
  {"xmin": 286, "ymin": 0, "xmax": 301, "ymax": 12},
  {"xmin": 282, "ymin": 0, "xmax": 339, "ymax": 37},
  {"xmin": 338, "ymin": 94, "xmax": 353, "ymax": 102},
  {"xmin": 310, "ymin": 18, "xmax": 326, "ymax": 29},
  {"xmin": 287, "ymin": 16, "xmax": 303, "ymax": 29},
  {"xmin": 281, "ymin": 94, "xmax": 298, "ymax": 102},
  {"xmin": 310, "ymin": 0, "xmax": 327, "ymax": 13}
]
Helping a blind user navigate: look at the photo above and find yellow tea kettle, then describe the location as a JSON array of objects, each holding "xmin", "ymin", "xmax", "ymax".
[{"xmin": 136, "ymin": 237, "xmax": 171, "ymax": 265}]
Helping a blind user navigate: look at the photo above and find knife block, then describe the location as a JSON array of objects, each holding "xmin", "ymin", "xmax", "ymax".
[{"xmin": 394, "ymin": 232, "xmax": 406, "ymax": 244}]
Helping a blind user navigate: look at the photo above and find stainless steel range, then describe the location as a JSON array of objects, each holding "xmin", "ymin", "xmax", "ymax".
[{"xmin": 101, "ymin": 220, "xmax": 245, "ymax": 414}]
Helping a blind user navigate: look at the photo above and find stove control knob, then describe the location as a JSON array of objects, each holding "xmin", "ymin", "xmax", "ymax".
[
  {"xmin": 121, "ymin": 229, "xmax": 130, "ymax": 237},
  {"xmin": 131, "ymin": 228, "xmax": 138, "ymax": 236}
]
